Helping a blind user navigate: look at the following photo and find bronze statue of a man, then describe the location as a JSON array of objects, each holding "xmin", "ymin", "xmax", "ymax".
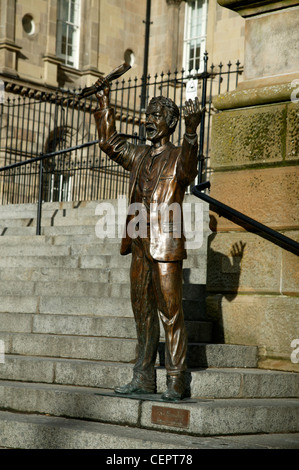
[{"xmin": 94, "ymin": 77, "xmax": 203, "ymax": 401}]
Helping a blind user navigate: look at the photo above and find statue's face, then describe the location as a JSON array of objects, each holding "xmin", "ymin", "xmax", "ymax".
[{"xmin": 145, "ymin": 101, "xmax": 170, "ymax": 144}]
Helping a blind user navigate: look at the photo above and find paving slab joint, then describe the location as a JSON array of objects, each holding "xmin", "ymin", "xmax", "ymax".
[{"xmin": 238, "ymin": 373, "xmax": 245, "ymax": 398}]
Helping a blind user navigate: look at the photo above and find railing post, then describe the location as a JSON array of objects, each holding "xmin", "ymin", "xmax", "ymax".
[
  {"xmin": 141, "ymin": 0, "xmax": 151, "ymax": 112},
  {"xmin": 36, "ymin": 159, "xmax": 43, "ymax": 236},
  {"xmin": 198, "ymin": 51, "xmax": 208, "ymax": 183}
]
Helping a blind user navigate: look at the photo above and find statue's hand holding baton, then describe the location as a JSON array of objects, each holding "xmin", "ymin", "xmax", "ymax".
[{"xmin": 78, "ymin": 62, "xmax": 131, "ymax": 101}]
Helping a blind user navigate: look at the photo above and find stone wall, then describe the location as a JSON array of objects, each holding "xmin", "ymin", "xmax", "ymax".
[
  {"xmin": 206, "ymin": 0, "xmax": 245, "ymax": 66},
  {"xmin": 207, "ymin": 0, "xmax": 299, "ymax": 372},
  {"xmin": 0, "ymin": 0, "xmax": 247, "ymax": 91}
]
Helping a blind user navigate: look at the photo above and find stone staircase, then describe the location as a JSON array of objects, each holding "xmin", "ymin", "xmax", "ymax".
[{"xmin": 0, "ymin": 199, "xmax": 298, "ymax": 449}]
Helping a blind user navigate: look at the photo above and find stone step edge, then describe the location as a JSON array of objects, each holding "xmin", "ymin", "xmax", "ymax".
[
  {"xmin": 0, "ymin": 380, "xmax": 298, "ymax": 437},
  {"xmin": 1, "ymin": 354, "xmax": 298, "ymax": 398},
  {"xmin": 0, "ymin": 313, "xmax": 212, "ymax": 344},
  {"xmin": 0, "ymin": 331, "xmax": 255, "ymax": 349},
  {"xmin": 0, "ymin": 410, "xmax": 298, "ymax": 450},
  {"xmin": 3, "ymin": 333, "xmax": 237, "ymax": 367}
]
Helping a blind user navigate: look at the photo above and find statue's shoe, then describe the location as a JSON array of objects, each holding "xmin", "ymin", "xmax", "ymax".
[
  {"xmin": 114, "ymin": 381, "xmax": 155, "ymax": 395},
  {"xmin": 161, "ymin": 388, "xmax": 189, "ymax": 401},
  {"xmin": 161, "ymin": 374, "xmax": 191, "ymax": 401}
]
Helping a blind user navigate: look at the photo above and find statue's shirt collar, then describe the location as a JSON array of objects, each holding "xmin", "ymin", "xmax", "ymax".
[{"xmin": 150, "ymin": 141, "xmax": 173, "ymax": 158}]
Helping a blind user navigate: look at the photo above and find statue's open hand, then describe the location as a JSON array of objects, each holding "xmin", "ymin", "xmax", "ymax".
[
  {"xmin": 183, "ymin": 97, "xmax": 204, "ymax": 134},
  {"xmin": 95, "ymin": 77, "xmax": 110, "ymax": 108}
]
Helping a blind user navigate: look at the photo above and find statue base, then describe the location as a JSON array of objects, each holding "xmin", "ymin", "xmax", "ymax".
[{"xmin": 94, "ymin": 389, "xmax": 200, "ymax": 404}]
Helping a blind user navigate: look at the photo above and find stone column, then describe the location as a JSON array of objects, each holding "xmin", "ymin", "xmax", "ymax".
[
  {"xmin": 207, "ymin": 0, "xmax": 299, "ymax": 371},
  {"xmin": 80, "ymin": 0, "xmax": 102, "ymax": 87},
  {"xmin": 0, "ymin": 0, "xmax": 21, "ymax": 76},
  {"xmin": 42, "ymin": 0, "xmax": 61, "ymax": 87},
  {"xmin": 165, "ymin": 0, "xmax": 184, "ymax": 72}
]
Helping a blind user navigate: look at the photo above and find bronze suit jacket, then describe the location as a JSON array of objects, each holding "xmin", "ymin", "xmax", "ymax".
[{"xmin": 94, "ymin": 107, "xmax": 198, "ymax": 262}]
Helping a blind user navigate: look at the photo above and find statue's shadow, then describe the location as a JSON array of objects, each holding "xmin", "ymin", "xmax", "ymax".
[
  {"xmin": 158, "ymin": 214, "xmax": 246, "ymax": 374},
  {"xmin": 206, "ymin": 215, "xmax": 246, "ymax": 344}
]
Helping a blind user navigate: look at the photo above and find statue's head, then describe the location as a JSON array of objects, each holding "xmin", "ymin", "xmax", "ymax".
[{"xmin": 145, "ymin": 96, "xmax": 179, "ymax": 144}]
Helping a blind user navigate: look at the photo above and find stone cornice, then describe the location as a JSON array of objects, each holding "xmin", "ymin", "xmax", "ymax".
[
  {"xmin": 213, "ymin": 75, "xmax": 299, "ymax": 110},
  {"xmin": 217, "ymin": 0, "xmax": 299, "ymax": 17},
  {"xmin": 166, "ymin": 0, "xmax": 183, "ymax": 6},
  {"xmin": 1, "ymin": 75, "xmax": 57, "ymax": 96},
  {"xmin": 0, "ymin": 40, "xmax": 22, "ymax": 53}
]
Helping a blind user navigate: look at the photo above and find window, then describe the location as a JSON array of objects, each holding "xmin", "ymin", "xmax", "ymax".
[
  {"xmin": 56, "ymin": 0, "xmax": 81, "ymax": 68},
  {"xmin": 0, "ymin": 80, "xmax": 4, "ymax": 104},
  {"xmin": 183, "ymin": 0, "xmax": 208, "ymax": 75},
  {"xmin": 48, "ymin": 174, "xmax": 72, "ymax": 202},
  {"xmin": 22, "ymin": 14, "xmax": 35, "ymax": 36}
]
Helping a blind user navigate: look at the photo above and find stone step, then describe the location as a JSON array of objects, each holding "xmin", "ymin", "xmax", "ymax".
[
  {"xmin": 0, "ymin": 244, "xmax": 72, "ymax": 257},
  {"xmin": 0, "ymin": 280, "xmax": 204, "ymax": 300},
  {"xmin": 2, "ymin": 410, "xmax": 298, "ymax": 449},
  {"xmin": 71, "ymin": 247, "xmax": 206, "ymax": 266},
  {"xmin": 0, "ymin": 196, "xmax": 203, "ymax": 217},
  {"xmin": 0, "ymin": 250, "xmax": 205, "ymax": 274},
  {"xmin": 1, "ymin": 215, "xmax": 123, "ymax": 228},
  {"xmin": 0, "ymin": 255, "xmax": 79, "ymax": 269},
  {"xmin": 0, "ymin": 313, "xmax": 212, "ymax": 343},
  {"xmin": 0, "ymin": 313, "xmax": 136, "ymax": 337},
  {"xmin": 0, "ymin": 332, "xmax": 258, "ymax": 367},
  {"xmin": 0, "ymin": 332, "xmax": 137, "ymax": 363},
  {"xmin": 0, "ymin": 266, "xmax": 111, "ymax": 283},
  {"xmin": 0, "ymin": 235, "xmax": 50, "ymax": 245},
  {"xmin": 0, "ymin": 199, "xmax": 127, "ymax": 217},
  {"xmin": 0, "ymin": 223, "xmax": 205, "ymax": 243},
  {"xmin": 0, "ymin": 203, "xmax": 204, "ymax": 222},
  {"xmin": 0, "ymin": 200, "xmax": 120, "ymax": 218},
  {"xmin": 0, "ymin": 225, "xmax": 96, "ymax": 236},
  {"xmin": 0, "ymin": 253, "xmax": 128, "ymax": 269},
  {"xmin": 0, "ymin": 236, "xmax": 206, "ymax": 264},
  {"xmin": 0, "ymin": 355, "xmax": 297, "ymax": 399},
  {"xmin": 0, "ymin": 215, "xmax": 206, "ymax": 241},
  {"xmin": 0, "ymin": 242, "xmax": 203, "ymax": 268},
  {"xmin": 0, "ymin": 234, "xmax": 117, "ymax": 246},
  {"xmin": 39, "ymin": 225, "xmax": 206, "ymax": 242},
  {"xmin": 0, "ymin": 280, "xmax": 131, "ymax": 299},
  {"xmin": 0, "ymin": 226, "xmax": 37, "ymax": 236},
  {"xmin": 0, "ymin": 381, "xmax": 297, "ymax": 438},
  {"xmin": 0, "ymin": 268, "xmax": 207, "ymax": 303},
  {"xmin": 0, "ymin": 294, "xmax": 133, "ymax": 316},
  {"xmin": 0, "ymin": 293, "xmax": 205, "ymax": 321},
  {"xmin": 0, "ymin": 212, "xmax": 115, "ymax": 225},
  {"xmin": 0, "ymin": 217, "xmax": 39, "ymax": 228}
]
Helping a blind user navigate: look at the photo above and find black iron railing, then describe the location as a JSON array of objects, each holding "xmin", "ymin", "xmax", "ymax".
[
  {"xmin": 192, "ymin": 183, "xmax": 299, "ymax": 256},
  {"xmin": 0, "ymin": 55, "xmax": 242, "ymax": 202},
  {"xmin": 0, "ymin": 54, "xmax": 243, "ymax": 233}
]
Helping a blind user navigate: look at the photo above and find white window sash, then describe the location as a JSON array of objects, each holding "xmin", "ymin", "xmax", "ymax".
[
  {"xmin": 183, "ymin": 0, "xmax": 208, "ymax": 75},
  {"xmin": 57, "ymin": 0, "xmax": 81, "ymax": 69}
]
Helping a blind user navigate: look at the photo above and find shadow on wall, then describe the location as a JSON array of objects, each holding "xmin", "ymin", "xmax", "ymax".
[{"xmin": 207, "ymin": 214, "xmax": 246, "ymax": 343}]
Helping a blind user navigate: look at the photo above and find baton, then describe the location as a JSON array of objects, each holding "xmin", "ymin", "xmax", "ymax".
[{"xmin": 77, "ymin": 62, "xmax": 131, "ymax": 99}]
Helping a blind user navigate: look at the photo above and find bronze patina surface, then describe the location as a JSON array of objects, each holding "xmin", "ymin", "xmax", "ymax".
[{"xmin": 94, "ymin": 76, "xmax": 203, "ymax": 401}]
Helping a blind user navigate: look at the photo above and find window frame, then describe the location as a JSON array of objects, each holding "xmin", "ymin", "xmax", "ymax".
[
  {"xmin": 183, "ymin": 0, "xmax": 208, "ymax": 75},
  {"xmin": 56, "ymin": 0, "xmax": 81, "ymax": 69}
]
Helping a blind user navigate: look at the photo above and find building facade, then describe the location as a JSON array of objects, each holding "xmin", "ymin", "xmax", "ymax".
[
  {"xmin": 0, "ymin": 0, "xmax": 244, "ymax": 91},
  {"xmin": 2, "ymin": 1, "xmax": 297, "ymax": 372},
  {"xmin": 0, "ymin": 0, "xmax": 245, "ymax": 205}
]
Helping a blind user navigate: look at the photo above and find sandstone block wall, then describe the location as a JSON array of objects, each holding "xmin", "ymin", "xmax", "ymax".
[{"xmin": 208, "ymin": 86, "xmax": 298, "ymax": 373}]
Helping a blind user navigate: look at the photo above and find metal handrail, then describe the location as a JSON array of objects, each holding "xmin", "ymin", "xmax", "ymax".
[
  {"xmin": 0, "ymin": 140, "xmax": 100, "ymax": 235},
  {"xmin": 0, "ymin": 140, "xmax": 100, "ymax": 173},
  {"xmin": 0, "ymin": 134, "xmax": 138, "ymax": 235},
  {"xmin": 192, "ymin": 183, "xmax": 299, "ymax": 256}
]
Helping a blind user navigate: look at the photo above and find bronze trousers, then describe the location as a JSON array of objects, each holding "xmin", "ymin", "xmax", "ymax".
[{"xmin": 130, "ymin": 236, "xmax": 188, "ymax": 389}]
